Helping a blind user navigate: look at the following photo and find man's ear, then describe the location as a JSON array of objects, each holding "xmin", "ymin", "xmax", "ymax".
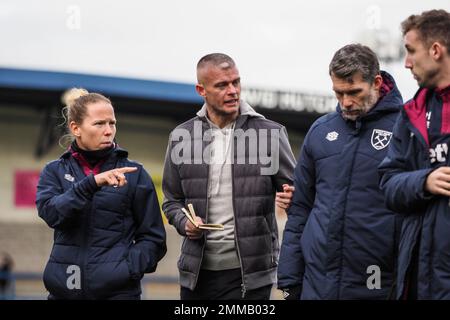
[
  {"xmin": 373, "ymin": 74, "xmax": 383, "ymax": 91},
  {"xmin": 429, "ymin": 41, "xmax": 444, "ymax": 61},
  {"xmin": 195, "ymin": 84, "xmax": 206, "ymax": 97},
  {"xmin": 69, "ymin": 121, "xmax": 81, "ymax": 137}
]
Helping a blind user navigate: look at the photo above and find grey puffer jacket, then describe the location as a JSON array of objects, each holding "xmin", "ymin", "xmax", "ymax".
[{"xmin": 162, "ymin": 101, "xmax": 295, "ymax": 293}]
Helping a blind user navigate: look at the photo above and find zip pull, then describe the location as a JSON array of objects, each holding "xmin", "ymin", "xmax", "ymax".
[{"xmin": 241, "ymin": 283, "xmax": 247, "ymax": 299}]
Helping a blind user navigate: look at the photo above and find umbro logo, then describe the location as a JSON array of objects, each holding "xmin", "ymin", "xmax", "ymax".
[{"xmin": 326, "ymin": 131, "xmax": 339, "ymax": 141}]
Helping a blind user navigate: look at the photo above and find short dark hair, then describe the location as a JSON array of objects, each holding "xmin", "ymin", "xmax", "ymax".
[
  {"xmin": 197, "ymin": 53, "xmax": 235, "ymax": 71},
  {"xmin": 329, "ymin": 44, "xmax": 380, "ymax": 83},
  {"xmin": 401, "ymin": 9, "xmax": 450, "ymax": 52},
  {"xmin": 196, "ymin": 53, "xmax": 237, "ymax": 83}
]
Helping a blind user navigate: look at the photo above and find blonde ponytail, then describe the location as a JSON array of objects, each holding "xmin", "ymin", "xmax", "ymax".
[{"xmin": 61, "ymin": 88, "xmax": 89, "ymax": 108}]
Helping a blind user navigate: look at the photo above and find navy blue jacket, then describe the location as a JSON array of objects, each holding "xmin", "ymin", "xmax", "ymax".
[
  {"xmin": 379, "ymin": 86, "xmax": 450, "ymax": 299},
  {"xmin": 36, "ymin": 147, "xmax": 167, "ymax": 299},
  {"xmin": 278, "ymin": 72, "xmax": 403, "ymax": 299}
]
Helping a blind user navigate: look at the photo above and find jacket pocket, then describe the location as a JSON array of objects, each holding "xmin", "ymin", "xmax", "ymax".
[
  {"xmin": 262, "ymin": 217, "xmax": 277, "ymax": 267},
  {"xmin": 87, "ymin": 259, "xmax": 132, "ymax": 298},
  {"xmin": 43, "ymin": 261, "xmax": 82, "ymax": 299},
  {"xmin": 177, "ymin": 237, "xmax": 187, "ymax": 270}
]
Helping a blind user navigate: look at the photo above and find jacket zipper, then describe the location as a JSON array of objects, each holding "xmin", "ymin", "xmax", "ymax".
[
  {"xmin": 336, "ymin": 130, "xmax": 361, "ymax": 300},
  {"xmin": 231, "ymin": 161, "xmax": 246, "ymax": 298},
  {"xmin": 229, "ymin": 121, "xmax": 246, "ymax": 298},
  {"xmin": 266, "ymin": 217, "xmax": 275, "ymax": 266},
  {"xmin": 192, "ymin": 169, "xmax": 208, "ymax": 290},
  {"xmin": 82, "ymin": 166, "xmax": 95, "ymax": 299},
  {"xmin": 193, "ymin": 123, "xmax": 209, "ymax": 290},
  {"xmin": 81, "ymin": 201, "xmax": 91, "ymax": 299},
  {"xmin": 68, "ymin": 158, "xmax": 90, "ymax": 299}
]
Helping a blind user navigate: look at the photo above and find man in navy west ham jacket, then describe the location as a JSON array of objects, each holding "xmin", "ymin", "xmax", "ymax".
[{"xmin": 278, "ymin": 44, "xmax": 403, "ymax": 299}]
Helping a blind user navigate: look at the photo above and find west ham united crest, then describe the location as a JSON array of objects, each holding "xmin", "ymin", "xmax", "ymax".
[{"xmin": 371, "ymin": 129, "xmax": 392, "ymax": 150}]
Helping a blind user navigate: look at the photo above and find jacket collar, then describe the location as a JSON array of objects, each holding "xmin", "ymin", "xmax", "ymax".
[
  {"xmin": 60, "ymin": 143, "xmax": 128, "ymax": 160},
  {"xmin": 196, "ymin": 100, "xmax": 265, "ymax": 129},
  {"xmin": 404, "ymin": 84, "xmax": 450, "ymax": 146}
]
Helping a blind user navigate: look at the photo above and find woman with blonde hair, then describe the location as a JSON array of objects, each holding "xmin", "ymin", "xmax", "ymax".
[{"xmin": 36, "ymin": 88, "xmax": 166, "ymax": 299}]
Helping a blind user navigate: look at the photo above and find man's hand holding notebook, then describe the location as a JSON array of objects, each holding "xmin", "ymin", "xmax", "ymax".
[{"xmin": 182, "ymin": 204, "xmax": 224, "ymax": 231}]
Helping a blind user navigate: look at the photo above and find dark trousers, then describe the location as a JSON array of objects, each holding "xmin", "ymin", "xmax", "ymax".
[{"xmin": 180, "ymin": 268, "xmax": 272, "ymax": 300}]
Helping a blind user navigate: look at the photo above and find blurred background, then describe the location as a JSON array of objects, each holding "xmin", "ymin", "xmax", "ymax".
[{"xmin": 0, "ymin": 0, "xmax": 448, "ymax": 299}]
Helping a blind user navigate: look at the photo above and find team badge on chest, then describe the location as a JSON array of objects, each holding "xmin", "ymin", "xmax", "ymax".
[{"xmin": 371, "ymin": 129, "xmax": 392, "ymax": 150}]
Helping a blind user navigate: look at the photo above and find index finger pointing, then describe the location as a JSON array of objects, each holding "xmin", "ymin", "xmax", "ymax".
[{"xmin": 117, "ymin": 167, "xmax": 138, "ymax": 174}]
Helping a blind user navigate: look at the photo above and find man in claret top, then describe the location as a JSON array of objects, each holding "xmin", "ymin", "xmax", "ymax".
[{"xmin": 379, "ymin": 9, "xmax": 450, "ymax": 300}]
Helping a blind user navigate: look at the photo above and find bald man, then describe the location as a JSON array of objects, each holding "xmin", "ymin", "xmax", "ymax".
[{"xmin": 162, "ymin": 53, "xmax": 296, "ymax": 300}]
